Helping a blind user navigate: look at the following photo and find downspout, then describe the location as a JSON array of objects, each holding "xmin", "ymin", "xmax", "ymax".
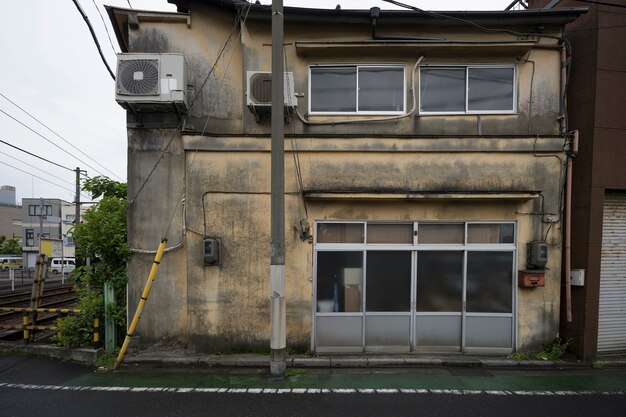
[
  {"xmin": 565, "ymin": 130, "xmax": 578, "ymax": 323},
  {"xmin": 560, "ymin": 42, "xmax": 574, "ymax": 323}
]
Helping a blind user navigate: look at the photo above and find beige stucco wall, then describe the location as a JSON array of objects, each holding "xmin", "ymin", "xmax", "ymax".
[{"xmin": 177, "ymin": 136, "xmax": 564, "ymax": 351}]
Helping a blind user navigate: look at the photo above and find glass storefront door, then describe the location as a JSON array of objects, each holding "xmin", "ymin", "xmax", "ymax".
[{"xmin": 314, "ymin": 221, "xmax": 515, "ymax": 354}]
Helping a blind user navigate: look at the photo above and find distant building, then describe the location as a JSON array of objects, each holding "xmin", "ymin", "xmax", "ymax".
[
  {"xmin": 0, "ymin": 185, "xmax": 22, "ymax": 245},
  {"xmin": 0, "ymin": 185, "xmax": 16, "ymax": 206},
  {"xmin": 21, "ymin": 198, "xmax": 77, "ymax": 268}
]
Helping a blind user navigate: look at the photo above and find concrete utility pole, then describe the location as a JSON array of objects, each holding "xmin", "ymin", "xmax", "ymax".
[
  {"xmin": 39, "ymin": 197, "xmax": 44, "ymax": 245},
  {"xmin": 269, "ymin": 0, "xmax": 286, "ymax": 378},
  {"xmin": 74, "ymin": 167, "xmax": 82, "ymax": 267}
]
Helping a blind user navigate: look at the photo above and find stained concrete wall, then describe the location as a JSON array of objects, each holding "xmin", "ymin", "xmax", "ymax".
[{"xmin": 118, "ymin": 3, "xmax": 570, "ymax": 352}]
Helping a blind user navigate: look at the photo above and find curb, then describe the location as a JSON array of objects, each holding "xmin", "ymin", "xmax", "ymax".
[{"xmin": 0, "ymin": 341, "xmax": 102, "ymax": 365}]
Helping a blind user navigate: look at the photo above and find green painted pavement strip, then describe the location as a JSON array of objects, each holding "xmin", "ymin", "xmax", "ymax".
[{"xmin": 66, "ymin": 370, "xmax": 626, "ymax": 392}]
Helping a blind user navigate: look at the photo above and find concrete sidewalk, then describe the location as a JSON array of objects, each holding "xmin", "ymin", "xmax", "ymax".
[
  {"xmin": 123, "ymin": 350, "xmax": 624, "ymax": 370},
  {"xmin": 2, "ymin": 340, "xmax": 626, "ymax": 370}
]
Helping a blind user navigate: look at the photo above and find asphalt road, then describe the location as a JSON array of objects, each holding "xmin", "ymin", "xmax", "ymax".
[{"xmin": 1, "ymin": 355, "xmax": 626, "ymax": 417}]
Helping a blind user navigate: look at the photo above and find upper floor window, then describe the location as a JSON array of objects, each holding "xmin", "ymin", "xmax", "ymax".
[
  {"xmin": 309, "ymin": 65, "xmax": 405, "ymax": 114},
  {"xmin": 419, "ymin": 65, "xmax": 516, "ymax": 114},
  {"xmin": 28, "ymin": 205, "xmax": 52, "ymax": 216}
]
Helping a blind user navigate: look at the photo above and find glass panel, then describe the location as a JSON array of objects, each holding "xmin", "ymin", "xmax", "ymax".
[
  {"xmin": 418, "ymin": 223, "xmax": 464, "ymax": 244},
  {"xmin": 468, "ymin": 67, "xmax": 514, "ymax": 111},
  {"xmin": 468, "ymin": 223, "xmax": 514, "ymax": 244},
  {"xmin": 366, "ymin": 251, "xmax": 411, "ymax": 312},
  {"xmin": 367, "ymin": 223, "xmax": 413, "ymax": 244},
  {"xmin": 316, "ymin": 251, "xmax": 363, "ymax": 313},
  {"xmin": 466, "ymin": 251, "xmax": 513, "ymax": 313},
  {"xmin": 358, "ymin": 67, "xmax": 404, "ymax": 112},
  {"xmin": 420, "ymin": 67, "xmax": 465, "ymax": 112},
  {"xmin": 310, "ymin": 66, "xmax": 356, "ymax": 112},
  {"xmin": 416, "ymin": 251, "xmax": 463, "ymax": 312},
  {"xmin": 317, "ymin": 223, "xmax": 364, "ymax": 243}
]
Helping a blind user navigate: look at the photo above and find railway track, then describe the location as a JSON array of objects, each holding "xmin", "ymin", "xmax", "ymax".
[{"xmin": 0, "ymin": 285, "xmax": 79, "ymax": 341}]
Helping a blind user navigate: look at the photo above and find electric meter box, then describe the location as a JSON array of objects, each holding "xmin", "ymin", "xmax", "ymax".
[
  {"xmin": 528, "ymin": 241, "xmax": 548, "ymax": 269},
  {"xmin": 203, "ymin": 238, "xmax": 221, "ymax": 266}
]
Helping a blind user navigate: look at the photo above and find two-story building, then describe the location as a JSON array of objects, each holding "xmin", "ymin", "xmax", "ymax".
[
  {"xmin": 107, "ymin": 1, "xmax": 586, "ymax": 354},
  {"xmin": 21, "ymin": 198, "xmax": 76, "ymax": 268}
]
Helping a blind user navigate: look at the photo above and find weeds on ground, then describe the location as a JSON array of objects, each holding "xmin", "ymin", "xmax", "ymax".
[
  {"xmin": 509, "ymin": 338, "xmax": 571, "ymax": 361},
  {"xmin": 95, "ymin": 351, "xmax": 118, "ymax": 370}
]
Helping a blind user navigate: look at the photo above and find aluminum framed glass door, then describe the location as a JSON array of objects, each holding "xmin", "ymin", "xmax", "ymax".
[
  {"xmin": 364, "ymin": 251, "xmax": 412, "ymax": 352},
  {"xmin": 414, "ymin": 251, "xmax": 464, "ymax": 351},
  {"xmin": 313, "ymin": 221, "xmax": 515, "ymax": 354}
]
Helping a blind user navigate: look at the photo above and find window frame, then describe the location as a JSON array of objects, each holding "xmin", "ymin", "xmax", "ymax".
[
  {"xmin": 308, "ymin": 64, "xmax": 407, "ymax": 116},
  {"xmin": 418, "ymin": 64, "xmax": 517, "ymax": 115},
  {"xmin": 28, "ymin": 205, "xmax": 52, "ymax": 217}
]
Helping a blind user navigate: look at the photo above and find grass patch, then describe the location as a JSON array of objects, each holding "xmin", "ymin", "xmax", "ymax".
[
  {"xmin": 509, "ymin": 338, "xmax": 571, "ymax": 361},
  {"xmin": 95, "ymin": 351, "xmax": 118, "ymax": 370}
]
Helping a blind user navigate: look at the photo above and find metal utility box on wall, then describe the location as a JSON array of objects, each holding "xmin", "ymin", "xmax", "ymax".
[
  {"xmin": 571, "ymin": 269, "xmax": 585, "ymax": 286},
  {"xmin": 115, "ymin": 53, "xmax": 187, "ymax": 114},
  {"xmin": 518, "ymin": 270, "xmax": 545, "ymax": 288},
  {"xmin": 527, "ymin": 241, "xmax": 548, "ymax": 269},
  {"xmin": 203, "ymin": 238, "xmax": 221, "ymax": 266}
]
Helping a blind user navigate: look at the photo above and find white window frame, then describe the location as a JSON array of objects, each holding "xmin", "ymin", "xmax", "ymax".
[
  {"xmin": 308, "ymin": 64, "xmax": 407, "ymax": 116},
  {"xmin": 419, "ymin": 64, "xmax": 517, "ymax": 115}
]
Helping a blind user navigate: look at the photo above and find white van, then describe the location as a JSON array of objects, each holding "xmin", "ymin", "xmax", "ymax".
[{"xmin": 50, "ymin": 258, "xmax": 76, "ymax": 274}]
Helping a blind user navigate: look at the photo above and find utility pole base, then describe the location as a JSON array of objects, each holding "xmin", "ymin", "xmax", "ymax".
[{"xmin": 269, "ymin": 348, "xmax": 286, "ymax": 379}]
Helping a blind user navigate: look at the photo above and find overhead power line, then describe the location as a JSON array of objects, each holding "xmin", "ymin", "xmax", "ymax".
[
  {"xmin": 72, "ymin": 0, "xmax": 116, "ymax": 81},
  {"xmin": 6, "ymin": 153, "xmax": 75, "ymax": 188},
  {"xmin": 0, "ymin": 158, "xmax": 90, "ymax": 200},
  {"xmin": 91, "ymin": 0, "xmax": 118, "ymax": 55},
  {"xmin": 0, "ymin": 93, "xmax": 123, "ymax": 180},
  {"xmin": 0, "ymin": 139, "xmax": 74, "ymax": 172}
]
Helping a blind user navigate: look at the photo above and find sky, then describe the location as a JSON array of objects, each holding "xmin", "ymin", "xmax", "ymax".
[{"xmin": 0, "ymin": 0, "xmax": 514, "ymax": 205}]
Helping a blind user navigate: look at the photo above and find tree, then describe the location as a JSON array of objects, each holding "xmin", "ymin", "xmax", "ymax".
[
  {"xmin": 55, "ymin": 176, "xmax": 129, "ymax": 348},
  {"xmin": 0, "ymin": 238, "xmax": 21, "ymax": 255}
]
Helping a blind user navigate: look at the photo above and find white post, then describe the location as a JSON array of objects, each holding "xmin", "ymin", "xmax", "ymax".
[{"xmin": 9, "ymin": 268, "xmax": 14, "ymax": 292}]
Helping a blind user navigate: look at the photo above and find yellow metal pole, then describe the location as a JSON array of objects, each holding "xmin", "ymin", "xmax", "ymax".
[
  {"xmin": 93, "ymin": 318, "xmax": 100, "ymax": 343},
  {"xmin": 114, "ymin": 239, "xmax": 167, "ymax": 369},
  {"xmin": 22, "ymin": 315, "xmax": 29, "ymax": 341}
]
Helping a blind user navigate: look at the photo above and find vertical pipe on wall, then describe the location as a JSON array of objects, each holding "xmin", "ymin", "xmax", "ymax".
[
  {"xmin": 561, "ymin": 42, "xmax": 574, "ymax": 323},
  {"xmin": 565, "ymin": 130, "xmax": 578, "ymax": 323}
]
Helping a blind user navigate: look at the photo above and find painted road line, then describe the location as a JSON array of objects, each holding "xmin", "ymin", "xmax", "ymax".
[{"xmin": 0, "ymin": 383, "xmax": 625, "ymax": 395}]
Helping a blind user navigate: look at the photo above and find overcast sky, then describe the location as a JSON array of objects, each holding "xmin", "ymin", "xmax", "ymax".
[{"xmin": 0, "ymin": 0, "xmax": 513, "ymax": 205}]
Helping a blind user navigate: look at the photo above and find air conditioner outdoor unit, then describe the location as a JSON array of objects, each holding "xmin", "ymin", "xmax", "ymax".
[
  {"xmin": 246, "ymin": 71, "xmax": 297, "ymax": 121},
  {"xmin": 115, "ymin": 53, "xmax": 187, "ymax": 114}
]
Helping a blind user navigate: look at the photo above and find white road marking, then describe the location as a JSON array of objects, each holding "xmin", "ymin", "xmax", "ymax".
[{"xmin": 0, "ymin": 383, "xmax": 624, "ymax": 396}]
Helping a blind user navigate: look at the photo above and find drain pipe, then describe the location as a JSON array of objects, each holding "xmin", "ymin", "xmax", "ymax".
[
  {"xmin": 559, "ymin": 40, "xmax": 574, "ymax": 323},
  {"xmin": 565, "ymin": 130, "xmax": 578, "ymax": 323}
]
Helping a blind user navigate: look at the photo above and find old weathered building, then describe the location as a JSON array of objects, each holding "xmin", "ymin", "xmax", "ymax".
[{"xmin": 108, "ymin": 1, "xmax": 585, "ymax": 354}]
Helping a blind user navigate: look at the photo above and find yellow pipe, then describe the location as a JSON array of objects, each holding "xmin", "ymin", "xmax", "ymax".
[{"xmin": 114, "ymin": 239, "xmax": 167, "ymax": 369}]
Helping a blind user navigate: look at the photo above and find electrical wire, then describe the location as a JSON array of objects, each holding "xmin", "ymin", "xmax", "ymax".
[
  {"xmin": 71, "ymin": 0, "xmax": 116, "ymax": 80},
  {"xmin": 0, "ymin": 159, "xmax": 90, "ymax": 199},
  {"xmin": 91, "ymin": 0, "xmax": 118, "ymax": 55},
  {"xmin": 5, "ymin": 153, "xmax": 75, "ymax": 187},
  {"xmin": 129, "ymin": 5, "xmax": 250, "ymax": 209},
  {"xmin": 0, "ymin": 107, "xmax": 110, "ymax": 179},
  {"xmin": 0, "ymin": 139, "xmax": 74, "ymax": 172},
  {"xmin": 0, "ymin": 93, "xmax": 123, "ymax": 180},
  {"xmin": 163, "ymin": 3, "xmax": 253, "ymax": 242}
]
